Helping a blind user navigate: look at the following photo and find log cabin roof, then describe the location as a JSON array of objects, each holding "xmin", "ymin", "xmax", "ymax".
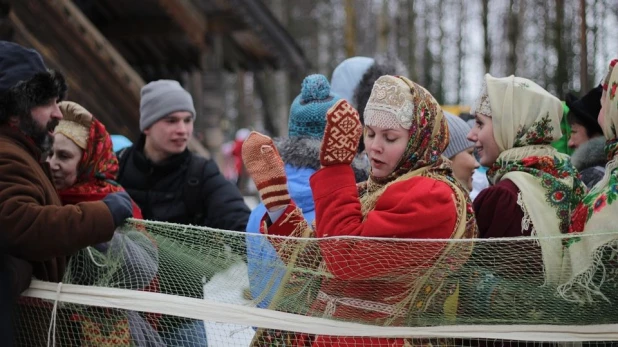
[
  {"xmin": 3, "ymin": 0, "xmax": 308, "ymax": 141},
  {"xmin": 74, "ymin": 0, "xmax": 309, "ymax": 79}
]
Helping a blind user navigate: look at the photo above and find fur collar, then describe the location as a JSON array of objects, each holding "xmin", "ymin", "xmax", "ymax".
[
  {"xmin": 571, "ymin": 136, "xmax": 607, "ymax": 171},
  {"xmin": 275, "ymin": 136, "xmax": 369, "ymax": 183}
]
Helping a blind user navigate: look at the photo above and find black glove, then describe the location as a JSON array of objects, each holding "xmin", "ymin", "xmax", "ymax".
[{"xmin": 102, "ymin": 191, "xmax": 133, "ymax": 228}]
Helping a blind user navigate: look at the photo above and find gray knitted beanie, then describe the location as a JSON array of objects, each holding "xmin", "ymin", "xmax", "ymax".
[
  {"xmin": 444, "ymin": 112, "xmax": 475, "ymax": 159},
  {"xmin": 140, "ymin": 80, "xmax": 196, "ymax": 132}
]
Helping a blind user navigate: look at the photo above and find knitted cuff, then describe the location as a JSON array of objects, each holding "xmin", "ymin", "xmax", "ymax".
[
  {"xmin": 320, "ymin": 100, "xmax": 363, "ymax": 167},
  {"xmin": 242, "ymin": 132, "xmax": 291, "ymax": 211}
]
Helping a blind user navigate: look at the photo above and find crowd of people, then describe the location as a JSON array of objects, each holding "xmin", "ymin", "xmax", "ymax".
[{"xmin": 1, "ymin": 38, "xmax": 617, "ymax": 347}]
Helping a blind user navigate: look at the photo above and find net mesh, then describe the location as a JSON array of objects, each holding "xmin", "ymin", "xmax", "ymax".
[{"xmin": 14, "ymin": 218, "xmax": 618, "ymax": 346}]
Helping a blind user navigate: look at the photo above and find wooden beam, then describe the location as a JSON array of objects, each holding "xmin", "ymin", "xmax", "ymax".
[
  {"xmin": 206, "ymin": 14, "xmax": 246, "ymax": 33},
  {"xmin": 99, "ymin": 16, "xmax": 244, "ymax": 41},
  {"xmin": 158, "ymin": 0, "xmax": 207, "ymax": 51},
  {"xmin": 98, "ymin": 18, "xmax": 183, "ymax": 40},
  {"xmin": 0, "ymin": 0, "xmax": 13, "ymax": 39},
  {"xmin": 43, "ymin": 0, "xmax": 145, "ymax": 97}
]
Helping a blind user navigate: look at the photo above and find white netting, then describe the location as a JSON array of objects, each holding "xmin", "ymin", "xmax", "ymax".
[{"xmin": 14, "ymin": 219, "xmax": 618, "ymax": 346}]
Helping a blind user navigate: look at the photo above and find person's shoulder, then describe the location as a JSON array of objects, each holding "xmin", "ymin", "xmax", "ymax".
[
  {"xmin": 189, "ymin": 154, "xmax": 231, "ymax": 188},
  {"xmin": 0, "ymin": 134, "xmax": 22, "ymax": 150},
  {"xmin": 386, "ymin": 175, "xmax": 456, "ymax": 201},
  {"xmin": 379, "ymin": 176, "xmax": 458, "ymax": 228},
  {"xmin": 115, "ymin": 145, "xmax": 134, "ymax": 160},
  {"xmin": 190, "ymin": 153, "xmax": 217, "ymax": 174},
  {"xmin": 0, "ymin": 137, "xmax": 34, "ymax": 163},
  {"xmin": 492, "ymin": 179, "xmax": 519, "ymax": 193},
  {"xmin": 389, "ymin": 175, "xmax": 451, "ymax": 189},
  {"xmin": 580, "ymin": 166, "xmax": 605, "ymax": 188},
  {"xmin": 475, "ymin": 179, "xmax": 519, "ymax": 206}
]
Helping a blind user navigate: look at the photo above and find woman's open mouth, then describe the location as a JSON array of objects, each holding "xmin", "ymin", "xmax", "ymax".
[{"xmin": 371, "ymin": 158, "xmax": 385, "ymax": 167}]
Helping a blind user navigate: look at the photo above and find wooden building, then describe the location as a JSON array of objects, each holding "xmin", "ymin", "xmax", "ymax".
[{"xmin": 0, "ymin": 0, "xmax": 308, "ymax": 155}]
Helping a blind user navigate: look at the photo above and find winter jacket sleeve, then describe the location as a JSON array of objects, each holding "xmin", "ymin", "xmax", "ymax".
[
  {"xmin": 200, "ymin": 159, "xmax": 250, "ymax": 232},
  {"xmin": 0, "ymin": 150, "xmax": 115, "ymax": 262},
  {"xmin": 309, "ymin": 164, "xmax": 457, "ymax": 280}
]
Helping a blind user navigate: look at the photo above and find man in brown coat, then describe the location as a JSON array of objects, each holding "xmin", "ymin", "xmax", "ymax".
[{"xmin": 0, "ymin": 41, "xmax": 133, "ymax": 342}]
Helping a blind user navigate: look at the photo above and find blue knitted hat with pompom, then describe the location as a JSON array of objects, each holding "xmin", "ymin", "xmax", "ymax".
[{"xmin": 288, "ymin": 74, "xmax": 341, "ymax": 139}]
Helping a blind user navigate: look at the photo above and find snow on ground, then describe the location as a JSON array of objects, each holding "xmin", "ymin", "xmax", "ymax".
[{"xmin": 203, "ymin": 261, "xmax": 256, "ymax": 347}]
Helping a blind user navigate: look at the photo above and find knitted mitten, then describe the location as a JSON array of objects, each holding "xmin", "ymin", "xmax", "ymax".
[
  {"xmin": 320, "ymin": 100, "xmax": 363, "ymax": 167},
  {"xmin": 242, "ymin": 132, "xmax": 290, "ymax": 212}
]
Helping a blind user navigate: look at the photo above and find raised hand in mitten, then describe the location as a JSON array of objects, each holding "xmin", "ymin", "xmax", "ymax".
[
  {"xmin": 320, "ymin": 99, "xmax": 363, "ymax": 167},
  {"xmin": 242, "ymin": 132, "xmax": 290, "ymax": 212}
]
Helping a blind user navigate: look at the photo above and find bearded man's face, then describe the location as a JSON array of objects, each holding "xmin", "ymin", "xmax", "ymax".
[{"xmin": 20, "ymin": 100, "xmax": 63, "ymax": 151}]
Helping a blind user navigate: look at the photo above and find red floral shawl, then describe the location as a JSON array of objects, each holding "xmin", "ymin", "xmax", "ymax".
[{"xmin": 57, "ymin": 117, "xmax": 129, "ymax": 206}]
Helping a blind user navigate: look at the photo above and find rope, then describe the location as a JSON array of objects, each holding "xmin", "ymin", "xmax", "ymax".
[{"xmin": 46, "ymin": 282, "xmax": 63, "ymax": 347}]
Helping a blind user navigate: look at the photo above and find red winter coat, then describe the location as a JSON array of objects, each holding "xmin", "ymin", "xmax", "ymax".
[{"xmin": 261, "ymin": 165, "xmax": 459, "ymax": 347}]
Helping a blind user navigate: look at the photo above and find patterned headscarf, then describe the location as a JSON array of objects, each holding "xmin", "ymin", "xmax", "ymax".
[
  {"xmin": 601, "ymin": 59, "xmax": 618, "ymax": 160},
  {"xmin": 561, "ymin": 60, "xmax": 618, "ymax": 302},
  {"xmin": 361, "ymin": 75, "xmax": 450, "ymax": 192},
  {"xmin": 476, "ymin": 74, "xmax": 586, "ymax": 285},
  {"xmin": 56, "ymin": 101, "xmax": 124, "ymax": 204}
]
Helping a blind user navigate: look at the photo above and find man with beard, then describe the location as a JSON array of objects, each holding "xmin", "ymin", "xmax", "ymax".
[{"xmin": 0, "ymin": 41, "xmax": 134, "ymax": 343}]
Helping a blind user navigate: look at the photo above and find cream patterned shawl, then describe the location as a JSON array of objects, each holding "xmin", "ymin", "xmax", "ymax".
[
  {"xmin": 560, "ymin": 60, "xmax": 618, "ymax": 303},
  {"xmin": 480, "ymin": 74, "xmax": 584, "ymax": 286}
]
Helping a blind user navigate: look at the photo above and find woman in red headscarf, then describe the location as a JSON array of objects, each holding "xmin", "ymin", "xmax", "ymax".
[{"xmin": 46, "ymin": 101, "xmax": 162, "ymax": 346}]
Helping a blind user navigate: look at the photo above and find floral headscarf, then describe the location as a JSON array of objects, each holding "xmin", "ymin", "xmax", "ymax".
[
  {"xmin": 562, "ymin": 60, "xmax": 618, "ymax": 303},
  {"xmin": 55, "ymin": 101, "xmax": 124, "ymax": 204},
  {"xmin": 475, "ymin": 74, "xmax": 586, "ymax": 285},
  {"xmin": 601, "ymin": 59, "xmax": 618, "ymax": 160},
  {"xmin": 361, "ymin": 75, "xmax": 450, "ymax": 192}
]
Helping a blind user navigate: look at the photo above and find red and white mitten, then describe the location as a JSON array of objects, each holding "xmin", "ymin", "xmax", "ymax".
[
  {"xmin": 242, "ymin": 132, "xmax": 290, "ymax": 212},
  {"xmin": 319, "ymin": 100, "xmax": 363, "ymax": 167}
]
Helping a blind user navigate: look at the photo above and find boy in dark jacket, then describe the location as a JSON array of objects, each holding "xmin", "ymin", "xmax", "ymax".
[
  {"xmin": 117, "ymin": 79, "xmax": 250, "ymax": 346},
  {"xmin": 117, "ymin": 80, "xmax": 250, "ymax": 229}
]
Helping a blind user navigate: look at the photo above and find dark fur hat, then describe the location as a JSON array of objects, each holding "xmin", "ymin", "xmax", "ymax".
[
  {"xmin": 0, "ymin": 41, "xmax": 67, "ymax": 124},
  {"xmin": 0, "ymin": 69, "xmax": 67, "ymax": 123}
]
